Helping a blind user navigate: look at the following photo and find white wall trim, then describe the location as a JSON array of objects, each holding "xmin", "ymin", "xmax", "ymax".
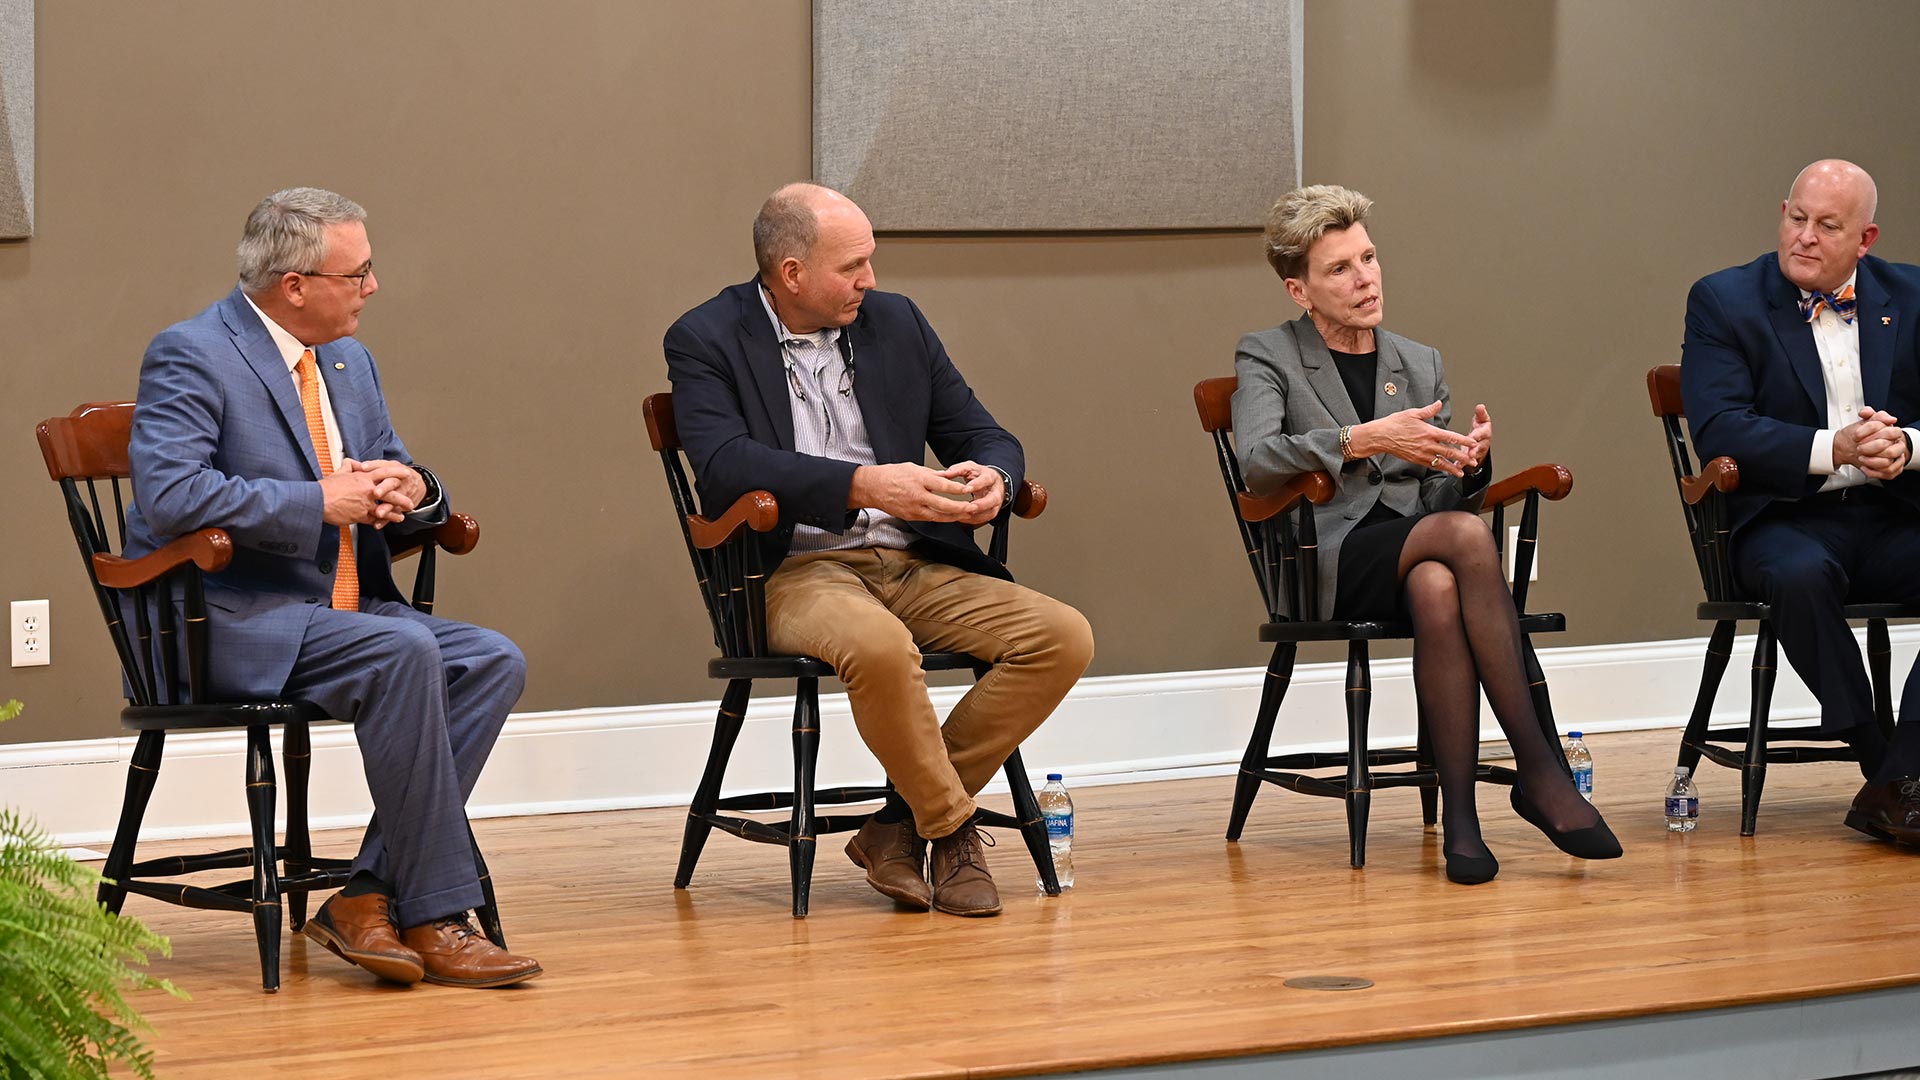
[{"xmin": 7, "ymin": 626, "xmax": 1914, "ymax": 846}]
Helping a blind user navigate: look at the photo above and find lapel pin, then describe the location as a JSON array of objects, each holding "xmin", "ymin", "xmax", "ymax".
[
  {"xmin": 1384, "ymin": 382, "xmax": 1398, "ymax": 397},
  {"xmin": 1883, "ymin": 317, "xmax": 1893, "ymax": 326},
  {"xmin": 334, "ymin": 362, "xmax": 346, "ymax": 370}
]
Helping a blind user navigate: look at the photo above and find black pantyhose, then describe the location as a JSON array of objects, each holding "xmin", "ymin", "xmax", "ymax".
[{"xmin": 1397, "ymin": 512, "xmax": 1598, "ymax": 860}]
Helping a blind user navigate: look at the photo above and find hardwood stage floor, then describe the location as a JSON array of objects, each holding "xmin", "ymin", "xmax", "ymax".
[{"xmin": 118, "ymin": 729, "xmax": 1918, "ymax": 1079}]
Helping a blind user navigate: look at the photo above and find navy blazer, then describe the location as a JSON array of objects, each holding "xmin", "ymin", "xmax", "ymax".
[
  {"xmin": 663, "ymin": 278, "xmax": 1023, "ymax": 580},
  {"xmin": 1680, "ymin": 252, "xmax": 1920, "ymax": 535},
  {"xmin": 124, "ymin": 287, "xmax": 447, "ymax": 698}
]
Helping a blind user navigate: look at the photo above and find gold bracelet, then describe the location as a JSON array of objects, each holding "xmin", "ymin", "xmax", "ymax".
[{"xmin": 1339, "ymin": 425, "xmax": 1354, "ymax": 461}]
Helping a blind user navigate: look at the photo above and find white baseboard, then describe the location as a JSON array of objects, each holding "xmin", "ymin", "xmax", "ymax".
[{"xmin": 6, "ymin": 626, "xmax": 1913, "ymax": 847}]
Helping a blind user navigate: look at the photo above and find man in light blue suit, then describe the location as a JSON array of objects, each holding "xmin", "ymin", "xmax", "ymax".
[{"xmin": 126, "ymin": 188, "xmax": 541, "ymax": 987}]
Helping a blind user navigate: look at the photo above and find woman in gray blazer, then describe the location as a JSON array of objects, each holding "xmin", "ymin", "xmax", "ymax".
[{"xmin": 1230, "ymin": 185, "xmax": 1620, "ymax": 884}]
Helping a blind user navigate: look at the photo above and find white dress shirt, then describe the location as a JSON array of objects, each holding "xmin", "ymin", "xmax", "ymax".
[{"xmin": 1802, "ymin": 271, "xmax": 1918, "ymax": 491}]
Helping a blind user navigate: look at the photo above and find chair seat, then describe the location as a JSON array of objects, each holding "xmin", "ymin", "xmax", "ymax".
[
  {"xmin": 122, "ymin": 699, "xmax": 331, "ymax": 732},
  {"xmin": 708, "ymin": 651, "xmax": 984, "ymax": 680},
  {"xmin": 1697, "ymin": 601, "xmax": 1920, "ymax": 621},
  {"xmin": 1259, "ymin": 612, "xmax": 1567, "ymax": 643}
]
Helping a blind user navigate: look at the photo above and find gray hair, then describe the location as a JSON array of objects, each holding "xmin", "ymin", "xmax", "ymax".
[
  {"xmin": 237, "ymin": 187, "xmax": 367, "ymax": 293},
  {"xmin": 753, "ymin": 183, "xmax": 823, "ymax": 278},
  {"xmin": 1263, "ymin": 184, "xmax": 1374, "ymax": 280}
]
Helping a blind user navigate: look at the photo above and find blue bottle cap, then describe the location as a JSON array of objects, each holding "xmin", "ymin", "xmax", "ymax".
[
  {"xmin": 1567, "ymin": 731, "xmax": 1583, "ymax": 739},
  {"xmin": 1047, "ymin": 773, "xmax": 1063, "ymax": 781}
]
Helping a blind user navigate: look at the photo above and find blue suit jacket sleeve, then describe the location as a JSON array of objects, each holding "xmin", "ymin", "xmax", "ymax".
[
  {"xmin": 132, "ymin": 325, "xmax": 329, "ymax": 558},
  {"xmin": 1679, "ymin": 273, "xmax": 1825, "ymax": 499}
]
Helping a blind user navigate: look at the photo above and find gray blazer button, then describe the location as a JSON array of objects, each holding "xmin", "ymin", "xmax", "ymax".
[{"xmin": 1367, "ymin": 466, "xmax": 1384, "ymax": 485}]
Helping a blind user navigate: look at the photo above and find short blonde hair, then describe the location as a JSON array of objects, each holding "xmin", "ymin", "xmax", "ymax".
[{"xmin": 1263, "ymin": 185, "xmax": 1374, "ymax": 280}]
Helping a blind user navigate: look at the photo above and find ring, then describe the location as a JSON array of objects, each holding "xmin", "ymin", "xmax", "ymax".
[{"xmin": 1431, "ymin": 455, "xmax": 1443, "ymax": 468}]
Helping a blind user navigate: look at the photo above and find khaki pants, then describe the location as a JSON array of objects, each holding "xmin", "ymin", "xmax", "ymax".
[{"xmin": 765, "ymin": 548, "xmax": 1094, "ymax": 840}]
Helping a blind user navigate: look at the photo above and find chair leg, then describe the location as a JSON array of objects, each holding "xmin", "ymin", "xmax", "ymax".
[
  {"xmin": 1521, "ymin": 638, "xmax": 1571, "ymax": 781},
  {"xmin": 675, "ymin": 679, "xmax": 752, "ymax": 890},
  {"xmin": 1344, "ymin": 641, "xmax": 1373, "ymax": 870},
  {"xmin": 98, "ymin": 730, "xmax": 165, "ymax": 916},
  {"xmin": 469, "ymin": 823, "xmax": 506, "ymax": 948},
  {"xmin": 283, "ymin": 719, "xmax": 313, "ymax": 932},
  {"xmin": 1003, "ymin": 748, "xmax": 1059, "ymax": 895},
  {"xmin": 244, "ymin": 725, "xmax": 284, "ymax": 993},
  {"xmin": 1678, "ymin": 621, "xmax": 1736, "ymax": 776},
  {"xmin": 1227, "ymin": 642, "xmax": 1295, "ymax": 841},
  {"xmin": 1414, "ymin": 711, "xmax": 1438, "ymax": 828},
  {"xmin": 1742, "ymin": 622, "xmax": 1778, "ymax": 837},
  {"xmin": 790, "ymin": 678, "xmax": 822, "ymax": 919},
  {"xmin": 1869, "ymin": 618, "xmax": 1896, "ymax": 743}
]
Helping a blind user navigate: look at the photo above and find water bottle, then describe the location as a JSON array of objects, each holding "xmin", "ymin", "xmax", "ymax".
[
  {"xmin": 1565, "ymin": 731, "xmax": 1594, "ymax": 802},
  {"xmin": 1037, "ymin": 773, "xmax": 1074, "ymax": 890},
  {"xmin": 1665, "ymin": 766, "xmax": 1700, "ymax": 832}
]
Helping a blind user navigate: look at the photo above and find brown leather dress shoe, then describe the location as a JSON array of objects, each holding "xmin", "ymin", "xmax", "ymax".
[
  {"xmin": 929, "ymin": 823, "xmax": 1001, "ymax": 917},
  {"xmin": 845, "ymin": 815, "xmax": 931, "ymax": 909},
  {"xmin": 401, "ymin": 915, "xmax": 542, "ymax": 988},
  {"xmin": 1845, "ymin": 777, "xmax": 1920, "ymax": 845},
  {"xmin": 302, "ymin": 891, "xmax": 425, "ymax": 985}
]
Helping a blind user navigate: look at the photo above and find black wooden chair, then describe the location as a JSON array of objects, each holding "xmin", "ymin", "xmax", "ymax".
[
  {"xmin": 1193, "ymin": 377, "xmax": 1574, "ymax": 867},
  {"xmin": 38, "ymin": 401, "xmax": 506, "ymax": 992},
  {"xmin": 643, "ymin": 391, "xmax": 1059, "ymax": 917},
  {"xmin": 1646, "ymin": 365, "xmax": 1907, "ymax": 835}
]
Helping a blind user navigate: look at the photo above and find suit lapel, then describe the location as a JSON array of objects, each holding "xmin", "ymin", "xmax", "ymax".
[
  {"xmin": 313, "ymin": 342, "xmax": 362, "ymax": 459},
  {"xmin": 1293, "ymin": 318, "xmax": 1362, "ymax": 428},
  {"xmin": 1374, "ymin": 332, "xmax": 1408, "ymax": 422},
  {"xmin": 1765, "ymin": 265, "xmax": 1828, "ymax": 415},
  {"xmin": 222, "ymin": 290, "xmax": 322, "ymax": 480},
  {"xmin": 1856, "ymin": 262, "xmax": 1896, "ymax": 410},
  {"xmin": 844, "ymin": 313, "xmax": 895, "ymax": 461},
  {"xmin": 735, "ymin": 285, "xmax": 797, "ymax": 451}
]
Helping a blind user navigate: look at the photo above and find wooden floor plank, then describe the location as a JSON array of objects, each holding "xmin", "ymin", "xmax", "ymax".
[{"xmin": 110, "ymin": 729, "xmax": 1918, "ymax": 1078}]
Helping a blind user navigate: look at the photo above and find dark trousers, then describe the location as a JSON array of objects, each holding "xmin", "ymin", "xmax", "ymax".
[{"xmin": 1735, "ymin": 487, "xmax": 1920, "ymax": 776}]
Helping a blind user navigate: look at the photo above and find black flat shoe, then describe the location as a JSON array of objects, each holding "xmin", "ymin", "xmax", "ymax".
[
  {"xmin": 1445, "ymin": 848, "xmax": 1499, "ymax": 885},
  {"xmin": 1510, "ymin": 786, "xmax": 1624, "ymax": 860}
]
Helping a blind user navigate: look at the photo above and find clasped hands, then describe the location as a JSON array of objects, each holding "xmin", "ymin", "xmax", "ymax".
[
  {"xmin": 320, "ymin": 459, "xmax": 426, "ymax": 528},
  {"xmin": 1348, "ymin": 401, "xmax": 1493, "ymax": 479},
  {"xmin": 1835, "ymin": 406, "xmax": 1910, "ymax": 480},
  {"xmin": 849, "ymin": 460, "xmax": 1004, "ymax": 526}
]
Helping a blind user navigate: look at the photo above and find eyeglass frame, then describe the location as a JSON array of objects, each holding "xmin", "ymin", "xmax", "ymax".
[
  {"xmin": 271, "ymin": 262, "xmax": 375, "ymax": 290},
  {"xmin": 781, "ymin": 333, "xmax": 856, "ymax": 445}
]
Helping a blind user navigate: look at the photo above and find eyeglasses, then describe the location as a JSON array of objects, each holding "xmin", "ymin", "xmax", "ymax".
[
  {"xmin": 783, "ymin": 337, "xmax": 856, "ymax": 444},
  {"xmin": 275, "ymin": 262, "xmax": 374, "ymax": 290}
]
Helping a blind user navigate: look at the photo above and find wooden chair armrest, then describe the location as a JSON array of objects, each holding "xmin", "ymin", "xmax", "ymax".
[
  {"xmin": 1236, "ymin": 472, "xmax": 1335, "ymax": 522},
  {"xmin": 689, "ymin": 491, "xmax": 781, "ymax": 549},
  {"xmin": 390, "ymin": 513, "xmax": 481, "ymax": 561},
  {"xmin": 92, "ymin": 529, "xmax": 234, "ymax": 589},
  {"xmin": 1012, "ymin": 480, "xmax": 1046, "ymax": 519},
  {"xmin": 1681, "ymin": 456, "xmax": 1741, "ymax": 504},
  {"xmin": 1483, "ymin": 464, "xmax": 1574, "ymax": 510}
]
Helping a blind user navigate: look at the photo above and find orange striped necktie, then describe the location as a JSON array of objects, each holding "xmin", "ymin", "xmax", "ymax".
[{"xmin": 295, "ymin": 349, "xmax": 360, "ymax": 612}]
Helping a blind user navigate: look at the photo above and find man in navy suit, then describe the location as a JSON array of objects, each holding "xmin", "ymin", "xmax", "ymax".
[
  {"xmin": 665, "ymin": 184, "xmax": 1093, "ymax": 916},
  {"xmin": 127, "ymin": 188, "xmax": 541, "ymax": 985},
  {"xmin": 1682, "ymin": 159, "xmax": 1920, "ymax": 846}
]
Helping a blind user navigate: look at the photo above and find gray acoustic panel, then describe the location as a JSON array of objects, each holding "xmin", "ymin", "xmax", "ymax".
[
  {"xmin": 814, "ymin": 0, "xmax": 1301, "ymax": 232},
  {"xmin": 0, "ymin": 0, "xmax": 30, "ymax": 239}
]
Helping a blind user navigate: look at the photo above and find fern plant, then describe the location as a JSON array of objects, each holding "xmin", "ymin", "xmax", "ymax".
[{"xmin": 0, "ymin": 701, "xmax": 184, "ymax": 1080}]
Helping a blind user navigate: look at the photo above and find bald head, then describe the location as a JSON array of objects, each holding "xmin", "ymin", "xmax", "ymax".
[
  {"xmin": 1778, "ymin": 159, "xmax": 1881, "ymax": 293},
  {"xmin": 754, "ymin": 183, "xmax": 865, "ymax": 278}
]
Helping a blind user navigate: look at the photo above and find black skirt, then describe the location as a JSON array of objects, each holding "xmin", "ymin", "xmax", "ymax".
[{"xmin": 1332, "ymin": 504, "xmax": 1424, "ymax": 620}]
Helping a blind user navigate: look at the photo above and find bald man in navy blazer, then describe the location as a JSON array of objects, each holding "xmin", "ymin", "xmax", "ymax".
[
  {"xmin": 1681, "ymin": 159, "xmax": 1920, "ymax": 846},
  {"xmin": 126, "ymin": 188, "xmax": 541, "ymax": 986}
]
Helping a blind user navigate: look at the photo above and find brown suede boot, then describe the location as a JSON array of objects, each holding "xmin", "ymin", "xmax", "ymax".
[
  {"xmin": 303, "ymin": 891, "xmax": 425, "ymax": 985},
  {"xmin": 401, "ymin": 915, "xmax": 542, "ymax": 988},
  {"xmin": 845, "ymin": 814, "xmax": 931, "ymax": 909},
  {"xmin": 928, "ymin": 822, "xmax": 1001, "ymax": 917}
]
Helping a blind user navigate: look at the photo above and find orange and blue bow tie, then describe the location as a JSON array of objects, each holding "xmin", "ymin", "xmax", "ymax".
[{"xmin": 1799, "ymin": 284, "xmax": 1857, "ymax": 324}]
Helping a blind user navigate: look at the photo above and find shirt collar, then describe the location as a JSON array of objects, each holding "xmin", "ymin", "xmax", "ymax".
[
  {"xmin": 1798, "ymin": 268, "xmax": 1859, "ymax": 301},
  {"xmin": 758, "ymin": 282, "xmax": 840, "ymax": 351},
  {"xmin": 241, "ymin": 292, "xmax": 314, "ymax": 371}
]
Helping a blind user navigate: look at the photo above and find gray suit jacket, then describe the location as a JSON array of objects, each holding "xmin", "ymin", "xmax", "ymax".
[{"xmin": 1230, "ymin": 314, "xmax": 1484, "ymax": 620}]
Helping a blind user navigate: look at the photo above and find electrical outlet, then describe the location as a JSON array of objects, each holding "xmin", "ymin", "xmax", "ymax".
[
  {"xmin": 1505, "ymin": 526, "xmax": 1540, "ymax": 584},
  {"xmin": 11, "ymin": 599, "xmax": 50, "ymax": 667}
]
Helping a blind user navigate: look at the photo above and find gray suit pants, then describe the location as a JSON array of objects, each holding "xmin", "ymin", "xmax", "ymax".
[{"xmin": 280, "ymin": 597, "xmax": 525, "ymax": 927}]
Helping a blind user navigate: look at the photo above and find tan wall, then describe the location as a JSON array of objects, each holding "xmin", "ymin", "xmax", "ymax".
[{"xmin": 4, "ymin": 1, "xmax": 1918, "ymax": 745}]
